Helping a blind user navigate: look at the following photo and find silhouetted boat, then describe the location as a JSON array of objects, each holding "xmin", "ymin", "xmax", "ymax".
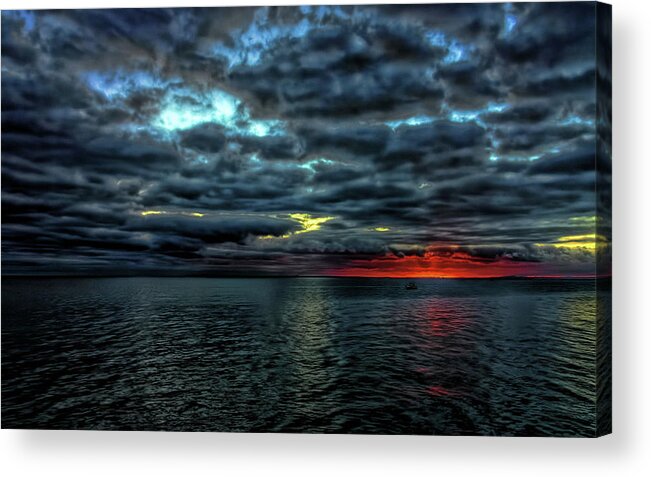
[{"xmin": 405, "ymin": 282, "xmax": 417, "ymax": 290}]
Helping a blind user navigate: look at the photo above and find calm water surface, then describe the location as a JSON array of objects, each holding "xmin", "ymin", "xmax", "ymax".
[{"xmin": 1, "ymin": 277, "xmax": 607, "ymax": 435}]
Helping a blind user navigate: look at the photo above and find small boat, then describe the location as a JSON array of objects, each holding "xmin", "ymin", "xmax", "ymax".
[{"xmin": 405, "ymin": 282, "xmax": 418, "ymax": 290}]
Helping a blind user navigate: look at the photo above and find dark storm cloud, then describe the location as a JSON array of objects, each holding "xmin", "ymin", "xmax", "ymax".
[
  {"xmin": 236, "ymin": 133, "xmax": 304, "ymax": 160},
  {"xmin": 383, "ymin": 121, "xmax": 487, "ymax": 160},
  {"xmin": 482, "ymin": 101, "xmax": 552, "ymax": 124},
  {"xmin": 1, "ymin": 4, "xmax": 607, "ymax": 276},
  {"xmin": 126, "ymin": 214, "xmax": 297, "ymax": 244},
  {"xmin": 526, "ymin": 143, "xmax": 598, "ymax": 175},
  {"xmin": 178, "ymin": 124, "xmax": 226, "ymax": 152},
  {"xmin": 229, "ymin": 15, "xmax": 447, "ymax": 118}
]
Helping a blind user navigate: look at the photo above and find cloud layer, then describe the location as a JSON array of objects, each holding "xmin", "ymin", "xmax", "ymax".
[{"xmin": 1, "ymin": 4, "xmax": 610, "ymax": 277}]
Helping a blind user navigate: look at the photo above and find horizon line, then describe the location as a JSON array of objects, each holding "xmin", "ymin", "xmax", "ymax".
[{"xmin": 1, "ymin": 273, "xmax": 609, "ymax": 280}]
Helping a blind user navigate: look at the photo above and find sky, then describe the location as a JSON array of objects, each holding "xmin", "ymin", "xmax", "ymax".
[{"xmin": 1, "ymin": 3, "xmax": 611, "ymax": 278}]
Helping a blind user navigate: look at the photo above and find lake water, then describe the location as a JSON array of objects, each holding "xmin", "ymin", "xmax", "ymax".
[{"xmin": 1, "ymin": 277, "xmax": 609, "ymax": 435}]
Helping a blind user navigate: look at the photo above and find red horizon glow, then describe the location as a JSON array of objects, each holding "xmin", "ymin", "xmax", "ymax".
[{"xmin": 324, "ymin": 251, "xmax": 599, "ymax": 279}]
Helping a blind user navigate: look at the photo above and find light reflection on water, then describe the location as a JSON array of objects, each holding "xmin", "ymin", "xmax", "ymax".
[{"xmin": 1, "ymin": 277, "xmax": 605, "ymax": 435}]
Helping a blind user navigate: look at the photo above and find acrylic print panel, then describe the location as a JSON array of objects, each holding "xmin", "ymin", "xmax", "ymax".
[{"xmin": 1, "ymin": 3, "xmax": 611, "ymax": 436}]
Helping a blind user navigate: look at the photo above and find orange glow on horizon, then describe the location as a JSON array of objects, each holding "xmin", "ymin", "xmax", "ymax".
[{"xmin": 324, "ymin": 251, "xmax": 597, "ymax": 279}]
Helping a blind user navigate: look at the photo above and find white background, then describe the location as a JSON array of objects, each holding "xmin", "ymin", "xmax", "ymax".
[{"xmin": 1, "ymin": 0, "xmax": 649, "ymax": 475}]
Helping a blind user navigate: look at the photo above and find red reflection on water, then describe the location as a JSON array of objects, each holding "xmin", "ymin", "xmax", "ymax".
[
  {"xmin": 427, "ymin": 385, "xmax": 458, "ymax": 397},
  {"xmin": 416, "ymin": 299, "xmax": 469, "ymax": 338}
]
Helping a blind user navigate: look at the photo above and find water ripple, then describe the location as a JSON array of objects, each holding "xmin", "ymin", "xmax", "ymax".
[{"xmin": 1, "ymin": 277, "xmax": 604, "ymax": 435}]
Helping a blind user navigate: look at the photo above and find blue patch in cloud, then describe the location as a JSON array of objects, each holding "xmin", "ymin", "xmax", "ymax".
[
  {"xmin": 385, "ymin": 116, "xmax": 436, "ymax": 130},
  {"xmin": 4, "ymin": 10, "xmax": 36, "ymax": 33},
  {"xmin": 84, "ymin": 70, "xmax": 171, "ymax": 100}
]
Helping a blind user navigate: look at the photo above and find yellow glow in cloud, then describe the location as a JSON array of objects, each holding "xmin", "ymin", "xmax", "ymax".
[
  {"xmin": 542, "ymin": 241, "xmax": 597, "ymax": 250},
  {"xmin": 289, "ymin": 213, "xmax": 335, "ymax": 234},
  {"xmin": 536, "ymin": 233, "xmax": 608, "ymax": 251},
  {"xmin": 140, "ymin": 210, "xmax": 204, "ymax": 217},
  {"xmin": 373, "ymin": 227, "xmax": 391, "ymax": 232},
  {"xmin": 259, "ymin": 234, "xmax": 291, "ymax": 240},
  {"xmin": 557, "ymin": 233, "xmax": 606, "ymax": 243},
  {"xmin": 257, "ymin": 213, "xmax": 335, "ymax": 241},
  {"xmin": 569, "ymin": 216, "xmax": 598, "ymax": 224}
]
